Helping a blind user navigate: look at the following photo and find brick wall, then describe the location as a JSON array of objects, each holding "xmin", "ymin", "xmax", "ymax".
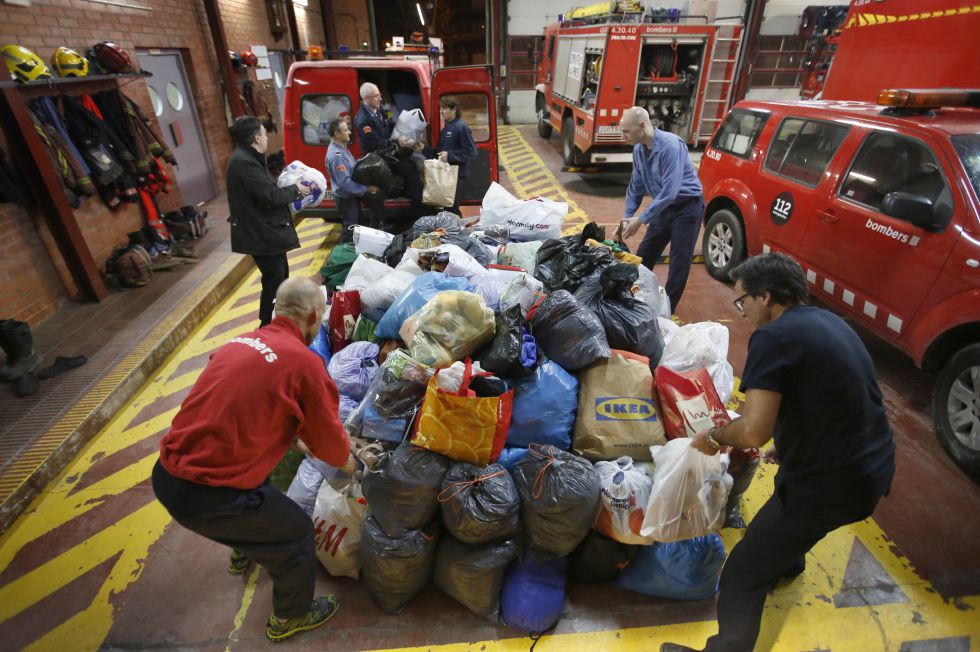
[
  {"xmin": 333, "ymin": 0, "xmax": 372, "ymax": 50},
  {"xmin": 0, "ymin": 0, "xmax": 325, "ymax": 324}
]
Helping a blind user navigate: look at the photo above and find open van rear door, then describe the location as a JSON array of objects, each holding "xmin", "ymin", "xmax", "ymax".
[
  {"xmin": 430, "ymin": 65, "xmax": 498, "ymax": 205},
  {"xmin": 284, "ymin": 65, "xmax": 358, "ymax": 172}
]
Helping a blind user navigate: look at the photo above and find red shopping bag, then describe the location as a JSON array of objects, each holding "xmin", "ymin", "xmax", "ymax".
[{"xmin": 328, "ymin": 290, "xmax": 361, "ymax": 354}]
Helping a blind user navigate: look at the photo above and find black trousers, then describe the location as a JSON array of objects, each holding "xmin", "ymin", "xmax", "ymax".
[
  {"xmin": 635, "ymin": 195, "xmax": 704, "ymax": 313},
  {"xmin": 336, "ymin": 196, "xmax": 360, "ymax": 243},
  {"xmin": 703, "ymin": 481, "xmax": 886, "ymax": 652},
  {"xmin": 252, "ymin": 252, "xmax": 289, "ymax": 326},
  {"xmin": 151, "ymin": 460, "xmax": 316, "ymax": 618}
]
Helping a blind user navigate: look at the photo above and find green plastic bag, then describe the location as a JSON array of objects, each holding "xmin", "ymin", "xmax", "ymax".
[
  {"xmin": 352, "ymin": 314, "xmax": 381, "ymax": 343},
  {"xmin": 320, "ymin": 243, "xmax": 358, "ymax": 291}
]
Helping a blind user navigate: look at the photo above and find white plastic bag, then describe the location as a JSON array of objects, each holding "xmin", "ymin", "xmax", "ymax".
[
  {"xmin": 422, "ymin": 159, "xmax": 459, "ymax": 207},
  {"xmin": 360, "ymin": 269, "xmax": 415, "ymax": 311},
  {"xmin": 594, "ymin": 457, "xmax": 654, "ymax": 545},
  {"xmin": 312, "ymin": 478, "xmax": 368, "ymax": 579},
  {"xmin": 353, "ymin": 225, "xmax": 395, "ymax": 257},
  {"xmin": 277, "ymin": 161, "xmax": 327, "ymax": 213},
  {"xmin": 639, "ymin": 439, "xmax": 732, "ymax": 543},
  {"xmin": 496, "ymin": 240, "xmax": 543, "ymax": 272},
  {"xmin": 659, "ymin": 322, "xmax": 735, "ymax": 403},
  {"xmin": 658, "ymin": 287, "xmax": 672, "ymax": 319},
  {"xmin": 499, "ymin": 273, "xmax": 546, "ymax": 317},
  {"xmin": 479, "ymin": 182, "xmax": 566, "ymax": 242},
  {"xmin": 435, "ymin": 359, "xmax": 484, "ymax": 392},
  {"xmin": 395, "ymin": 249, "xmax": 425, "ymax": 276},
  {"xmin": 286, "ymin": 456, "xmax": 340, "ymax": 517},
  {"xmin": 342, "ymin": 254, "xmax": 392, "ymax": 292},
  {"xmin": 657, "ymin": 316, "xmax": 680, "ymax": 345},
  {"xmin": 391, "ymin": 108, "xmax": 427, "ymax": 145},
  {"xmin": 634, "ymin": 265, "xmax": 663, "ymax": 315},
  {"xmin": 437, "ymin": 243, "xmax": 486, "ymax": 279}
]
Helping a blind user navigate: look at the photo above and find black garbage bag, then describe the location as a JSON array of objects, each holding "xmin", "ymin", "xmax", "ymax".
[
  {"xmin": 512, "ymin": 445, "xmax": 602, "ymax": 560},
  {"xmin": 474, "ymin": 305, "xmax": 537, "ymax": 379},
  {"xmin": 442, "ymin": 233, "xmax": 493, "ymax": 267},
  {"xmin": 433, "ymin": 535, "xmax": 520, "ymax": 617},
  {"xmin": 534, "ymin": 222, "xmax": 615, "ymax": 293},
  {"xmin": 573, "ymin": 264, "xmax": 665, "ymax": 366},
  {"xmin": 411, "ymin": 211, "xmax": 464, "ymax": 238},
  {"xmin": 528, "ymin": 290, "xmax": 610, "ymax": 371},
  {"xmin": 383, "ymin": 231, "xmax": 414, "ymax": 268},
  {"xmin": 438, "ymin": 462, "xmax": 522, "ymax": 545},
  {"xmin": 362, "ymin": 443, "xmax": 452, "ymax": 536},
  {"xmin": 568, "ymin": 530, "xmax": 638, "ymax": 583},
  {"xmin": 360, "ymin": 515, "xmax": 440, "ymax": 614},
  {"xmin": 352, "ymin": 151, "xmax": 394, "ymax": 189}
]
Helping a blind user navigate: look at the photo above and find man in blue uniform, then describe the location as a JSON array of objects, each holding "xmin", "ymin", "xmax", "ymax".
[
  {"xmin": 325, "ymin": 118, "xmax": 376, "ymax": 242},
  {"xmin": 353, "ymin": 83, "xmax": 392, "ymax": 228},
  {"xmin": 619, "ymin": 106, "xmax": 704, "ymax": 313},
  {"xmin": 661, "ymin": 253, "xmax": 895, "ymax": 652}
]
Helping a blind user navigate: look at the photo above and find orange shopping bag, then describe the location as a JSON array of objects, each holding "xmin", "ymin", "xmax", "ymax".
[{"xmin": 412, "ymin": 360, "xmax": 513, "ymax": 466}]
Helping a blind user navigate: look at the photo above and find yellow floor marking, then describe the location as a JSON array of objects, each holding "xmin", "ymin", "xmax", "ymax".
[
  {"xmin": 0, "ymin": 221, "xmax": 339, "ymax": 647},
  {"xmin": 226, "ymin": 565, "xmax": 262, "ymax": 651}
]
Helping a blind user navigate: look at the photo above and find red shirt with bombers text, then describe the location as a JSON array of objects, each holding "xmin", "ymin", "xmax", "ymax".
[{"xmin": 159, "ymin": 317, "xmax": 349, "ymax": 489}]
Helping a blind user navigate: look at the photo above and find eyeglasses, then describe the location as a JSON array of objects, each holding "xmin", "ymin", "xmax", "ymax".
[{"xmin": 733, "ymin": 292, "xmax": 751, "ymax": 312}]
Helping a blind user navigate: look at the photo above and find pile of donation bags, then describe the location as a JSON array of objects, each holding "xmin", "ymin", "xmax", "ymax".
[{"xmin": 287, "ymin": 188, "xmax": 759, "ymax": 636}]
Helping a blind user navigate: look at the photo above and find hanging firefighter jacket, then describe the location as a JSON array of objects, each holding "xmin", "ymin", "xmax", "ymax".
[
  {"xmin": 30, "ymin": 112, "xmax": 95, "ymax": 207},
  {"xmin": 93, "ymin": 90, "xmax": 142, "ymax": 172},
  {"xmin": 118, "ymin": 92, "xmax": 177, "ymax": 170},
  {"xmin": 242, "ymin": 81, "xmax": 277, "ymax": 133},
  {"xmin": 31, "ymin": 95, "xmax": 91, "ymax": 179}
]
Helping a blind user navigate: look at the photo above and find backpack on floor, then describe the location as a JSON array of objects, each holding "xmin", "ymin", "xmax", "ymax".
[
  {"xmin": 163, "ymin": 205, "xmax": 208, "ymax": 240},
  {"xmin": 105, "ymin": 243, "xmax": 153, "ymax": 288}
]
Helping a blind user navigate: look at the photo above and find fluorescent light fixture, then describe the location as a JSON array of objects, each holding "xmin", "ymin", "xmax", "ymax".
[{"xmin": 417, "ymin": 2, "xmax": 426, "ymax": 25}]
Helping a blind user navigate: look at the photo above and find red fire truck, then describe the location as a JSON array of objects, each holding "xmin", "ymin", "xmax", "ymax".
[{"xmin": 533, "ymin": 2, "xmax": 742, "ymax": 167}]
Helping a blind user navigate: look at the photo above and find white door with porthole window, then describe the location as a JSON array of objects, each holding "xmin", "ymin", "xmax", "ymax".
[{"xmin": 137, "ymin": 50, "xmax": 217, "ymax": 206}]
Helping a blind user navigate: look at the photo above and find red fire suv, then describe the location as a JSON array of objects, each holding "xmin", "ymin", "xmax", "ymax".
[{"xmin": 697, "ymin": 89, "xmax": 980, "ymax": 474}]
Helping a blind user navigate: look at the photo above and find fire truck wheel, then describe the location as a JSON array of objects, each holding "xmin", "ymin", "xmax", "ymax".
[
  {"xmin": 702, "ymin": 208, "xmax": 745, "ymax": 282},
  {"xmin": 933, "ymin": 343, "xmax": 980, "ymax": 475},
  {"xmin": 562, "ymin": 117, "xmax": 584, "ymax": 166},
  {"xmin": 537, "ymin": 115, "xmax": 553, "ymax": 139}
]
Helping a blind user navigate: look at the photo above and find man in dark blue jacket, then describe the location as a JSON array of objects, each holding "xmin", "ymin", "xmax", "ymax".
[
  {"xmin": 353, "ymin": 83, "xmax": 392, "ymax": 228},
  {"xmin": 326, "ymin": 118, "xmax": 377, "ymax": 242},
  {"xmin": 432, "ymin": 95, "xmax": 477, "ymax": 215}
]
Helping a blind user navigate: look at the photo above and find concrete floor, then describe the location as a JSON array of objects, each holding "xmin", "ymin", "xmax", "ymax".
[{"xmin": 0, "ymin": 125, "xmax": 977, "ymax": 652}]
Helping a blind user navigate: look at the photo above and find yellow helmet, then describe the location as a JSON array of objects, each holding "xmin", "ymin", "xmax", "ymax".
[
  {"xmin": 1, "ymin": 44, "xmax": 52, "ymax": 83},
  {"xmin": 51, "ymin": 46, "xmax": 89, "ymax": 77}
]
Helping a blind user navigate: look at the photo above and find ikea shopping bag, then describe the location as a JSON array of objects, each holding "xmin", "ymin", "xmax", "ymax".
[
  {"xmin": 573, "ymin": 350, "xmax": 665, "ymax": 461},
  {"xmin": 422, "ymin": 159, "xmax": 459, "ymax": 207}
]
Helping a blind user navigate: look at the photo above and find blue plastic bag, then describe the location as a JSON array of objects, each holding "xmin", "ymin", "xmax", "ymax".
[
  {"xmin": 327, "ymin": 341, "xmax": 380, "ymax": 401},
  {"xmin": 614, "ymin": 534, "xmax": 726, "ymax": 600},
  {"xmin": 497, "ymin": 447, "xmax": 529, "ymax": 472},
  {"xmin": 309, "ymin": 323, "xmax": 331, "ymax": 368},
  {"xmin": 362, "ymin": 400, "xmax": 410, "ymax": 443},
  {"xmin": 375, "ymin": 272, "xmax": 472, "ymax": 340},
  {"xmin": 501, "ymin": 556, "xmax": 568, "ymax": 634},
  {"xmin": 507, "ymin": 361, "xmax": 578, "ymax": 449}
]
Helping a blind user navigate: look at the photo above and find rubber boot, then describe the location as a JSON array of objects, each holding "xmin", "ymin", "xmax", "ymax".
[{"xmin": 0, "ymin": 320, "xmax": 43, "ymax": 382}]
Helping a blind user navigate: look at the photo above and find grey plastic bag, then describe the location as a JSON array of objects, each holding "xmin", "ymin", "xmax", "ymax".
[
  {"xmin": 360, "ymin": 515, "xmax": 440, "ymax": 614},
  {"xmin": 362, "ymin": 442, "xmax": 451, "ymax": 536},
  {"xmin": 433, "ymin": 535, "xmax": 519, "ymax": 617},
  {"xmin": 438, "ymin": 462, "xmax": 522, "ymax": 545}
]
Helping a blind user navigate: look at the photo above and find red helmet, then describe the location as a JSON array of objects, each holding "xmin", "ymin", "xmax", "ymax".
[
  {"xmin": 241, "ymin": 50, "xmax": 258, "ymax": 66},
  {"xmin": 93, "ymin": 41, "xmax": 136, "ymax": 74}
]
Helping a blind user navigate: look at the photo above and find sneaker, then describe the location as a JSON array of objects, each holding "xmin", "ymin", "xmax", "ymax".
[
  {"xmin": 266, "ymin": 595, "xmax": 341, "ymax": 643},
  {"xmin": 228, "ymin": 548, "xmax": 249, "ymax": 575}
]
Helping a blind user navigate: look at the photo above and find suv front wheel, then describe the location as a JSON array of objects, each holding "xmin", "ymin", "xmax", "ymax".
[
  {"xmin": 933, "ymin": 343, "xmax": 980, "ymax": 475},
  {"xmin": 703, "ymin": 208, "xmax": 746, "ymax": 281}
]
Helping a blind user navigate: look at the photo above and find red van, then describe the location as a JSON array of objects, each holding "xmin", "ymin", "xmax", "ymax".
[
  {"xmin": 697, "ymin": 90, "xmax": 980, "ymax": 473},
  {"xmin": 283, "ymin": 57, "xmax": 499, "ymax": 220}
]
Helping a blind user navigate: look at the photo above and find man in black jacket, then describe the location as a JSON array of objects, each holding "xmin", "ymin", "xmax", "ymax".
[{"xmin": 227, "ymin": 116, "xmax": 310, "ymax": 327}]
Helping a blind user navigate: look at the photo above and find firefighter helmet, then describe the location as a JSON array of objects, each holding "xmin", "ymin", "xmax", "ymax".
[
  {"xmin": 51, "ymin": 47, "xmax": 89, "ymax": 77},
  {"xmin": 1, "ymin": 45, "xmax": 52, "ymax": 84},
  {"xmin": 241, "ymin": 50, "xmax": 258, "ymax": 66},
  {"xmin": 93, "ymin": 41, "xmax": 136, "ymax": 74}
]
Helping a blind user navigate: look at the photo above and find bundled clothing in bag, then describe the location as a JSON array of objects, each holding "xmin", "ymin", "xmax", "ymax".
[
  {"xmin": 497, "ymin": 446, "xmax": 529, "ymax": 471},
  {"xmin": 513, "ymin": 444, "xmax": 602, "ymax": 559},
  {"xmin": 309, "ymin": 323, "xmax": 331, "ymax": 368},
  {"xmin": 569, "ymin": 530, "xmax": 638, "ymax": 583},
  {"xmin": 473, "ymin": 305, "xmax": 537, "ymax": 378},
  {"xmin": 574, "ymin": 264, "xmax": 665, "ymax": 365},
  {"xmin": 434, "ymin": 535, "xmax": 520, "ymax": 618},
  {"xmin": 320, "ymin": 243, "xmax": 358, "ymax": 290},
  {"xmin": 327, "ymin": 290, "xmax": 361, "ymax": 353},
  {"xmin": 312, "ymin": 478, "xmax": 367, "ymax": 579},
  {"xmin": 438, "ymin": 462, "xmax": 521, "ymax": 545},
  {"xmin": 286, "ymin": 456, "xmax": 338, "ymax": 516},
  {"xmin": 411, "ymin": 211, "xmax": 465, "ymax": 238},
  {"xmin": 361, "ymin": 442, "xmax": 451, "ymax": 536},
  {"xmin": 507, "ymin": 360, "xmax": 578, "ymax": 450},
  {"xmin": 573, "ymin": 350, "xmax": 665, "ymax": 461},
  {"xmin": 352, "ymin": 151, "xmax": 395, "ymax": 190},
  {"xmin": 497, "ymin": 240, "xmax": 544, "ymax": 272},
  {"xmin": 278, "ymin": 161, "xmax": 326, "ymax": 212},
  {"xmin": 374, "ymin": 272, "xmax": 472, "ymax": 339},
  {"xmin": 480, "ymin": 182, "xmax": 565, "ymax": 242},
  {"xmin": 422, "ymin": 159, "xmax": 458, "ymax": 208},
  {"xmin": 342, "ymin": 254, "xmax": 393, "ymax": 293},
  {"xmin": 413, "ymin": 360, "xmax": 513, "ymax": 466},
  {"xmin": 659, "ymin": 322, "xmax": 736, "ymax": 404},
  {"xmin": 399, "ymin": 291, "xmax": 495, "ymax": 368},
  {"xmin": 499, "ymin": 273, "xmax": 546, "ymax": 318},
  {"xmin": 594, "ymin": 457, "xmax": 654, "ymax": 545},
  {"xmin": 352, "ymin": 310, "xmax": 383, "ymax": 343},
  {"xmin": 501, "ymin": 556, "xmax": 568, "ymax": 635},
  {"xmin": 534, "ymin": 223, "xmax": 615, "ymax": 293},
  {"xmin": 639, "ymin": 438, "xmax": 732, "ymax": 543},
  {"xmin": 360, "ymin": 515, "xmax": 440, "ymax": 614},
  {"xmin": 468, "ymin": 274, "xmax": 510, "ymax": 313},
  {"xmin": 655, "ymin": 366, "xmax": 732, "ymax": 439},
  {"xmin": 615, "ymin": 534, "xmax": 726, "ymax": 600},
  {"xmin": 353, "ymin": 225, "xmax": 395, "ymax": 257},
  {"xmin": 346, "ymin": 349, "xmax": 434, "ymax": 442},
  {"xmin": 361, "ymin": 270, "xmax": 415, "ymax": 312},
  {"xmin": 327, "ymin": 341, "xmax": 379, "ymax": 401},
  {"xmin": 528, "ymin": 290, "xmax": 610, "ymax": 371}
]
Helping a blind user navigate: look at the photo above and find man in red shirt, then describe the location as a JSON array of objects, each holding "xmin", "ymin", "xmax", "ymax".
[{"xmin": 152, "ymin": 277, "xmax": 355, "ymax": 643}]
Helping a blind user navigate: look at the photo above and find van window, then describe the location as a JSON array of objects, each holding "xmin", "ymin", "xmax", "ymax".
[
  {"xmin": 710, "ymin": 109, "xmax": 769, "ymax": 158},
  {"xmin": 840, "ymin": 132, "xmax": 952, "ymax": 225},
  {"xmin": 301, "ymin": 94, "xmax": 352, "ymax": 146},
  {"xmin": 951, "ymin": 134, "xmax": 980, "ymax": 199},
  {"xmin": 765, "ymin": 117, "xmax": 848, "ymax": 186},
  {"xmin": 441, "ymin": 94, "xmax": 491, "ymax": 143}
]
